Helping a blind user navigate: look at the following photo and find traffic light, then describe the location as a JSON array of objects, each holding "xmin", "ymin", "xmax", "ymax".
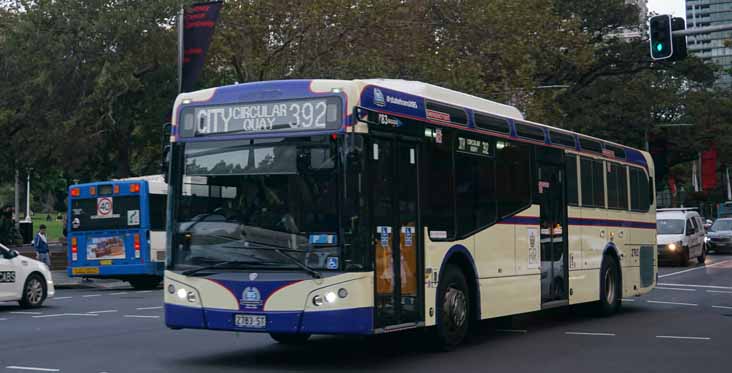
[
  {"xmin": 650, "ymin": 15, "xmax": 673, "ymax": 60},
  {"xmin": 672, "ymin": 17, "xmax": 688, "ymax": 61}
]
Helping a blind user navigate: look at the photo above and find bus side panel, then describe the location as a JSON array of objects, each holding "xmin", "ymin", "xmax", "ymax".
[
  {"xmin": 568, "ymin": 269, "xmax": 600, "ymax": 304},
  {"xmin": 150, "ymin": 231, "xmax": 167, "ymax": 263},
  {"xmin": 480, "ymin": 275, "xmax": 540, "ymax": 318}
]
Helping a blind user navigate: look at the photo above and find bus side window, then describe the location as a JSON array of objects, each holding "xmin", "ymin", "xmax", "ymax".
[
  {"xmin": 566, "ymin": 155, "xmax": 578, "ymax": 206},
  {"xmin": 495, "ymin": 140, "xmax": 531, "ymax": 218},
  {"xmin": 149, "ymin": 194, "xmax": 167, "ymax": 231},
  {"xmin": 423, "ymin": 129, "xmax": 455, "ymax": 240}
]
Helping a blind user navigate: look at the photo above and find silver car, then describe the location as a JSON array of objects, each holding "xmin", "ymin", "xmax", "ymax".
[{"xmin": 706, "ymin": 218, "xmax": 732, "ymax": 254}]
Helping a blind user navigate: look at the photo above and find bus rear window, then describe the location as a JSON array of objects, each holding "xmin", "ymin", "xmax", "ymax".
[{"xmin": 70, "ymin": 196, "xmax": 141, "ymax": 232}]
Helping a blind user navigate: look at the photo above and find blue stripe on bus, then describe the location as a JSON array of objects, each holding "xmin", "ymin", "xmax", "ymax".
[{"xmin": 499, "ymin": 216, "xmax": 541, "ymax": 225}]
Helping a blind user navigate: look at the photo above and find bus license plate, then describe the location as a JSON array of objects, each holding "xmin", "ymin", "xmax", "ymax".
[
  {"xmin": 235, "ymin": 314, "xmax": 267, "ymax": 329},
  {"xmin": 99, "ymin": 260, "xmax": 112, "ymax": 265},
  {"xmin": 72, "ymin": 267, "xmax": 100, "ymax": 275}
]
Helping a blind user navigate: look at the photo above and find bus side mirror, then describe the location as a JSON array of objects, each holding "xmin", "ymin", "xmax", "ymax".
[{"xmin": 161, "ymin": 145, "xmax": 171, "ymax": 183}]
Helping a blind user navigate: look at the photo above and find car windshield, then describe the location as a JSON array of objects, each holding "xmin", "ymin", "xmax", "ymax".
[
  {"xmin": 711, "ymin": 220, "xmax": 732, "ymax": 232},
  {"xmin": 171, "ymin": 136, "xmax": 346, "ymax": 271},
  {"xmin": 657, "ymin": 219, "xmax": 685, "ymax": 235}
]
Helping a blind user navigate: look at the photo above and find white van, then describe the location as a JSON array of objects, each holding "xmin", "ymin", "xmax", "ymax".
[{"xmin": 656, "ymin": 208, "xmax": 707, "ymax": 266}]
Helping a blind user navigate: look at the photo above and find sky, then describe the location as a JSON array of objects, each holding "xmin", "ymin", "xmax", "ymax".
[{"xmin": 647, "ymin": 0, "xmax": 687, "ymax": 19}]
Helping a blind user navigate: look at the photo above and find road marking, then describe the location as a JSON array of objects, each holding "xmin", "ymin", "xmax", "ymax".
[
  {"xmin": 621, "ymin": 298, "xmax": 636, "ymax": 302},
  {"xmin": 647, "ymin": 300, "xmax": 698, "ymax": 306},
  {"xmin": 658, "ymin": 260, "xmax": 732, "ymax": 278},
  {"xmin": 110, "ymin": 292, "xmax": 128, "ymax": 295},
  {"xmin": 51, "ymin": 297, "xmax": 72, "ymax": 300},
  {"xmin": 655, "ymin": 287, "xmax": 696, "ymax": 292},
  {"xmin": 33, "ymin": 313, "xmax": 99, "ymax": 318},
  {"xmin": 135, "ymin": 306, "xmax": 163, "ymax": 310},
  {"xmin": 495, "ymin": 329, "xmax": 528, "ymax": 334},
  {"xmin": 658, "ymin": 283, "xmax": 732, "ymax": 290},
  {"xmin": 87, "ymin": 310, "xmax": 118, "ymax": 314},
  {"xmin": 5, "ymin": 366, "xmax": 60, "ymax": 372},
  {"xmin": 0, "ymin": 318, "xmax": 8, "ymax": 321},
  {"xmin": 9, "ymin": 311, "xmax": 42, "ymax": 315},
  {"xmin": 138, "ymin": 291, "xmax": 153, "ymax": 293},
  {"xmin": 123, "ymin": 315, "xmax": 160, "ymax": 319},
  {"xmin": 82, "ymin": 294, "xmax": 102, "ymax": 298},
  {"xmin": 712, "ymin": 305, "xmax": 732, "ymax": 310},
  {"xmin": 565, "ymin": 332, "xmax": 616, "ymax": 336},
  {"xmin": 707, "ymin": 290, "xmax": 732, "ymax": 294},
  {"xmin": 656, "ymin": 335, "xmax": 711, "ymax": 341}
]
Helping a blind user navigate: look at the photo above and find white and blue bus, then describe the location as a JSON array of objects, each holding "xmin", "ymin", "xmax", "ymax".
[
  {"xmin": 164, "ymin": 79, "xmax": 657, "ymax": 348},
  {"xmin": 67, "ymin": 175, "xmax": 167, "ymax": 290}
]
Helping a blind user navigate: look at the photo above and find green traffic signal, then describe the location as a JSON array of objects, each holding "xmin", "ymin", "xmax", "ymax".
[{"xmin": 656, "ymin": 43, "xmax": 664, "ymax": 52}]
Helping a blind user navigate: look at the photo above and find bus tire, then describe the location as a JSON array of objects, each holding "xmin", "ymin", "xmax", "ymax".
[
  {"xmin": 19, "ymin": 273, "xmax": 47, "ymax": 308},
  {"xmin": 269, "ymin": 333, "xmax": 310, "ymax": 344},
  {"xmin": 433, "ymin": 264, "xmax": 470, "ymax": 350},
  {"xmin": 595, "ymin": 255, "xmax": 621, "ymax": 317},
  {"xmin": 129, "ymin": 277, "xmax": 161, "ymax": 290}
]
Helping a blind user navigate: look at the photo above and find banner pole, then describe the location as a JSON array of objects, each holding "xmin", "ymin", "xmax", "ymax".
[{"xmin": 177, "ymin": 6, "xmax": 184, "ymax": 94}]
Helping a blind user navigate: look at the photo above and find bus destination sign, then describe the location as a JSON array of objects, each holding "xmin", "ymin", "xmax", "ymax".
[{"xmin": 180, "ymin": 97, "xmax": 342, "ymax": 137}]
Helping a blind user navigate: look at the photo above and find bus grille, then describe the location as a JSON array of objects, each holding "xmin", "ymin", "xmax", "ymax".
[{"xmin": 640, "ymin": 245, "xmax": 654, "ymax": 288}]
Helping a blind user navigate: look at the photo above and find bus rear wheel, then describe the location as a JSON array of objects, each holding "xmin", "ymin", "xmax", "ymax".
[
  {"xmin": 269, "ymin": 333, "xmax": 311, "ymax": 344},
  {"xmin": 433, "ymin": 264, "xmax": 470, "ymax": 350},
  {"xmin": 595, "ymin": 255, "xmax": 621, "ymax": 316},
  {"xmin": 128, "ymin": 277, "xmax": 161, "ymax": 290}
]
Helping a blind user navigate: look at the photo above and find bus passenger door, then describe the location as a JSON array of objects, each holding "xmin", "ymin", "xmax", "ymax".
[
  {"xmin": 370, "ymin": 135, "xmax": 422, "ymax": 330},
  {"xmin": 537, "ymin": 148, "xmax": 569, "ymax": 305}
]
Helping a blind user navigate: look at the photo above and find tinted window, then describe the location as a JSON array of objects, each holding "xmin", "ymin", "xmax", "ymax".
[
  {"xmin": 496, "ymin": 140, "xmax": 532, "ymax": 217},
  {"xmin": 550, "ymin": 131, "xmax": 576, "ymax": 148},
  {"xmin": 630, "ymin": 167, "xmax": 650, "ymax": 212},
  {"xmin": 423, "ymin": 129, "xmax": 455, "ymax": 238},
  {"xmin": 149, "ymin": 194, "xmax": 167, "ymax": 231},
  {"xmin": 566, "ymin": 155, "xmax": 578, "ymax": 206},
  {"xmin": 455, "ymin": 143, "xmax": 496, "ymax": 237},
  {"xmin": 70, "ymin": 196, "xmax": 141, "ymax": 232},
  {"xmin": 515, "ymin": 123, "xmax": 546, "ymax": 142},
  {"xmin": 592, "ymin": 160, "xmax": 605, "ymax": 207},
  {"xmin": 426, "ymin": 101, "xmax": 467, "ymax": 125},
  {"xmin": 580, "ymin": 157, "xmax": 605, "ymax": 208},
  {"xmin": 605, "ymin": 145, "xmax": 626, "ymax": 159},
  {"xmin": 607, "ymin": 163, "xmax": 628, "ymax": 210},
  {"xmin": 579, "ymin": 138, "xmax": 603, "ymax": 153},
  {"xmin": 474, "ymin": 113, "xmax": 510, "ymax": 134}
]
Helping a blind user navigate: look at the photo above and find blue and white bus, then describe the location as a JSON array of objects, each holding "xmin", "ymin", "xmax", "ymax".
[
  {"xmin": 164, "ymin": 79, "xmax": 656, "ymax": 348},
  {"xmin": 67, "ymin": 175, "xmax": 167, "ymax": 290}
]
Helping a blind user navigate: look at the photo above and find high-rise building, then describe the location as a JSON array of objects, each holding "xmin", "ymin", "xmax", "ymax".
[{"xmin": 687, "ymin": 0, "xmax": 732, "ymax": 88}]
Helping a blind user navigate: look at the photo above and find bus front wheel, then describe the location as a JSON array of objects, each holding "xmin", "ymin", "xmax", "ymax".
[
  {"xmin": 269, "ymin": 333, "xmax": 311, "ymax": 344},
  {"xmin": 128, "ymin": 277, "xmax": 161, "ymax": 290},
  {"xmin": 433, "ymin": 264, "xmax": 470, "ymax": 350}
]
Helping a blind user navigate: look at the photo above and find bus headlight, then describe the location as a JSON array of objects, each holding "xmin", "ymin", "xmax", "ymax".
[
  {"xmin": 325, "ymin": 291, "xmax": 337, "ymax": 303},
  {"xmin": 177, "ymin": 288, "xmax": 188, "ymax": 299}
]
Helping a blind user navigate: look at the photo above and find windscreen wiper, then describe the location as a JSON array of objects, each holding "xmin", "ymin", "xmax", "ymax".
[
  {"xmin": 181, "ymin": 260, "xmax": 277, "ymax": 277},
  {"xmin": 222, "ymin": 242, "xmax": 322, "ymax": 279}
]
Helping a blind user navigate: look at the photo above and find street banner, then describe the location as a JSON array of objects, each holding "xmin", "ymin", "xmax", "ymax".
[
  {"xmin": 702, "ymin": 145, "xmax": 718, "ymax": 191},
  {"xmin": 181, "ymin": 1, "xmax": 223, "ymax": 93}
]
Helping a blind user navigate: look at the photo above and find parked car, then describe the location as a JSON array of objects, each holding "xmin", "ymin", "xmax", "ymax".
[
  {"xmin": 0, "ymin": 243, "xmax": 55, "ymax": 307},
  {"xmin": 706, "ymin": 218, "xmax": 732, "ymax": 254},
  {"xmin": 656, "ymin": 208, "xmax": 707, "ymax": 266}
]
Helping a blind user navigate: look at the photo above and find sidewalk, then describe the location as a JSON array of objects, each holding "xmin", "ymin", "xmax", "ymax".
[{"xmin": 52, "ymin": 270, "xmax": 129, "ymax": 290}]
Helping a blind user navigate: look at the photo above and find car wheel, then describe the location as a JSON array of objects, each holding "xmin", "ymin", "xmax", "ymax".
[
  {"xmin": 269, "ymin": 333, "xmax": 311, "ymax": 344},
  {"xmin": 432, "ymin": 264, "xmax": 470, "ymax": 350},
  {"xmin": 129, "ymin": 277, "xmax": 162, "ymax": 290},
  {"xmin": 595, "ymin": 255, "xmax": 621, "ymax": 316},
  {"xmin": 19, "ymin": 273, "xmax": 47, "ymax": 308},
  {"xmin": 697, "ymin": 245, "xmax": 707, "ymax": 264},
  {"xmin": 680, "ymin": 247, "xmax": 690, "ymax": 267}
]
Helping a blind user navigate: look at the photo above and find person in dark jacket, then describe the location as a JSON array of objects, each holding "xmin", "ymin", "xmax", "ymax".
[{"xmin": 33, "ymin": 224, "xmax": 51, "ymax": 268}]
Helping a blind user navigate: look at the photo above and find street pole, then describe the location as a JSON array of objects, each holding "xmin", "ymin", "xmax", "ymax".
[
  {"xmin": 24, "ymin": 170, "xmax": 31, "ymax": 222},
  {"xmin": 14, "ymin": 169, "xmax": 20, "ymax": 225},
  {"xmin": 673, "ymin": 23, "xmax": 732, "ymax": 37},
  {"xmin": 727, "ymin": 167, "xmax": 731, "ymax": 201},
  {"xmin": 177, "ymin": 6, "xmax": 184, "ymax": 94}
]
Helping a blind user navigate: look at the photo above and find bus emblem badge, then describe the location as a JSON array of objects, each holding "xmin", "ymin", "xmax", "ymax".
[
  {"xmin": 249, "ymin": 273, "xmax": 258, "ymax": 281},
  {"xmin": 241, "ymin": 287, "xmax": 262, "ymax": 309},
  {"xmin": 374, "ymin": 88, "xmax": 386, "ymax": 107}
]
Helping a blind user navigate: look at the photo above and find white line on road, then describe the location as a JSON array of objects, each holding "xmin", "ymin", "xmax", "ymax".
[
  {"xmin": 9, "ymin": 312, "xmax": 42, "ymax": 315},
  {"xmin": 658, "ymin": 260, "xmax": 732, "ymax": 278},
  {"xmin": 138, "ymin": 291, "xmax": 153, "ymax": 293},
  {"xmin": 5, "ymin": 366, "xmax": 60, "ymax": 372},
  {"xmin": 135, "ymin": 306, "xmax": 163, "ymax": 310},
  {"xmin": 32, "ymin": 313, "xmax": 99, "ymax": 318},
  {"xmin": 707, "ymin": 290, "xmax": 732, "ymax": 294},
  {"xmin": 658, "ymin": 283, "xmax": 732, "ymax": 290},
  {"xmin": 110, "ymin": 292, "xmax": 128, "ymax": 296},
  {"xmin": 621, "ymin": 298, "xmax": 636, "ymax": 302},
  {"xmin": 656, "ymin": 335, "xmax": 711, "ymax": 340},
  {"xmin": 712, "ymin": 305, "xmax": 732, "ymax": 310},
  {"xmin": 82, "ymin": 294, "xmax": 102, "ymax": 298},
  {"xmin": 655, "ymin": 287, "xmax": 696, "ymax": 292},
  {"xmin": 495, "ymin": 329, "xmax": 528, "ymax": 334},
  {"xmin": 51, "ymin": 297, "xmax": 72, "ymax": 300},
  {"xmin": 0, "ymin": 318, "xmax": 7, "ymax": 321},
  {"xmin": 123, "ymin": 315, "xmax": 160, "ymax": 319},
  {"xmin": 647, "ymin": 300, "xmax": 698, "ymax": 306},
  {"xmin": 565, "ymin": 332, "xmax": 616, "ymax": 336},
  {"xmin": 87, "ymin": 310, "xmax": 118, "ymax": 314}
]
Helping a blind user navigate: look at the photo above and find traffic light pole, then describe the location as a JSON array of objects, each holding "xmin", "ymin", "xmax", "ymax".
[{"xmin": 673, "ymin": 23, "xmax": 732, "ymax": 36}]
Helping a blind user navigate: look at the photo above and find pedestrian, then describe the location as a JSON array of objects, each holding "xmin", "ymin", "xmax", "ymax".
[{"xmin": 33, "ymin": 224, "xmax": 51, "ymax": 268}]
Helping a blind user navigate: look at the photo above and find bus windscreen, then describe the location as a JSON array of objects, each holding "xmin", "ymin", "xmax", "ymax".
[{"xmin": 70, "ymin": 196, "xmax": 142, "ymax": 232}]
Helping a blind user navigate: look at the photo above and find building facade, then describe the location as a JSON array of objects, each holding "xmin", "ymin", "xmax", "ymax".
[{"xmin": 687, "ymin": 0, "xmax": 732, "ymax": 88}]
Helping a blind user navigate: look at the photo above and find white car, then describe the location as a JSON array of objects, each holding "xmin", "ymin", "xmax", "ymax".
[
  {"xmin": 657, "ymin": 208, "xmax": 707, "ymax": 266},
  {"xmin": 0, "ymin": 243, "xmax": 55, "ymax": 307}
]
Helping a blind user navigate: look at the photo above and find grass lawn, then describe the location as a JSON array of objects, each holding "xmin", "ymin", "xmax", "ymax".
[{"xmin": 31, "ymin": 213, "xmax": 64, "ymax": 242}]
